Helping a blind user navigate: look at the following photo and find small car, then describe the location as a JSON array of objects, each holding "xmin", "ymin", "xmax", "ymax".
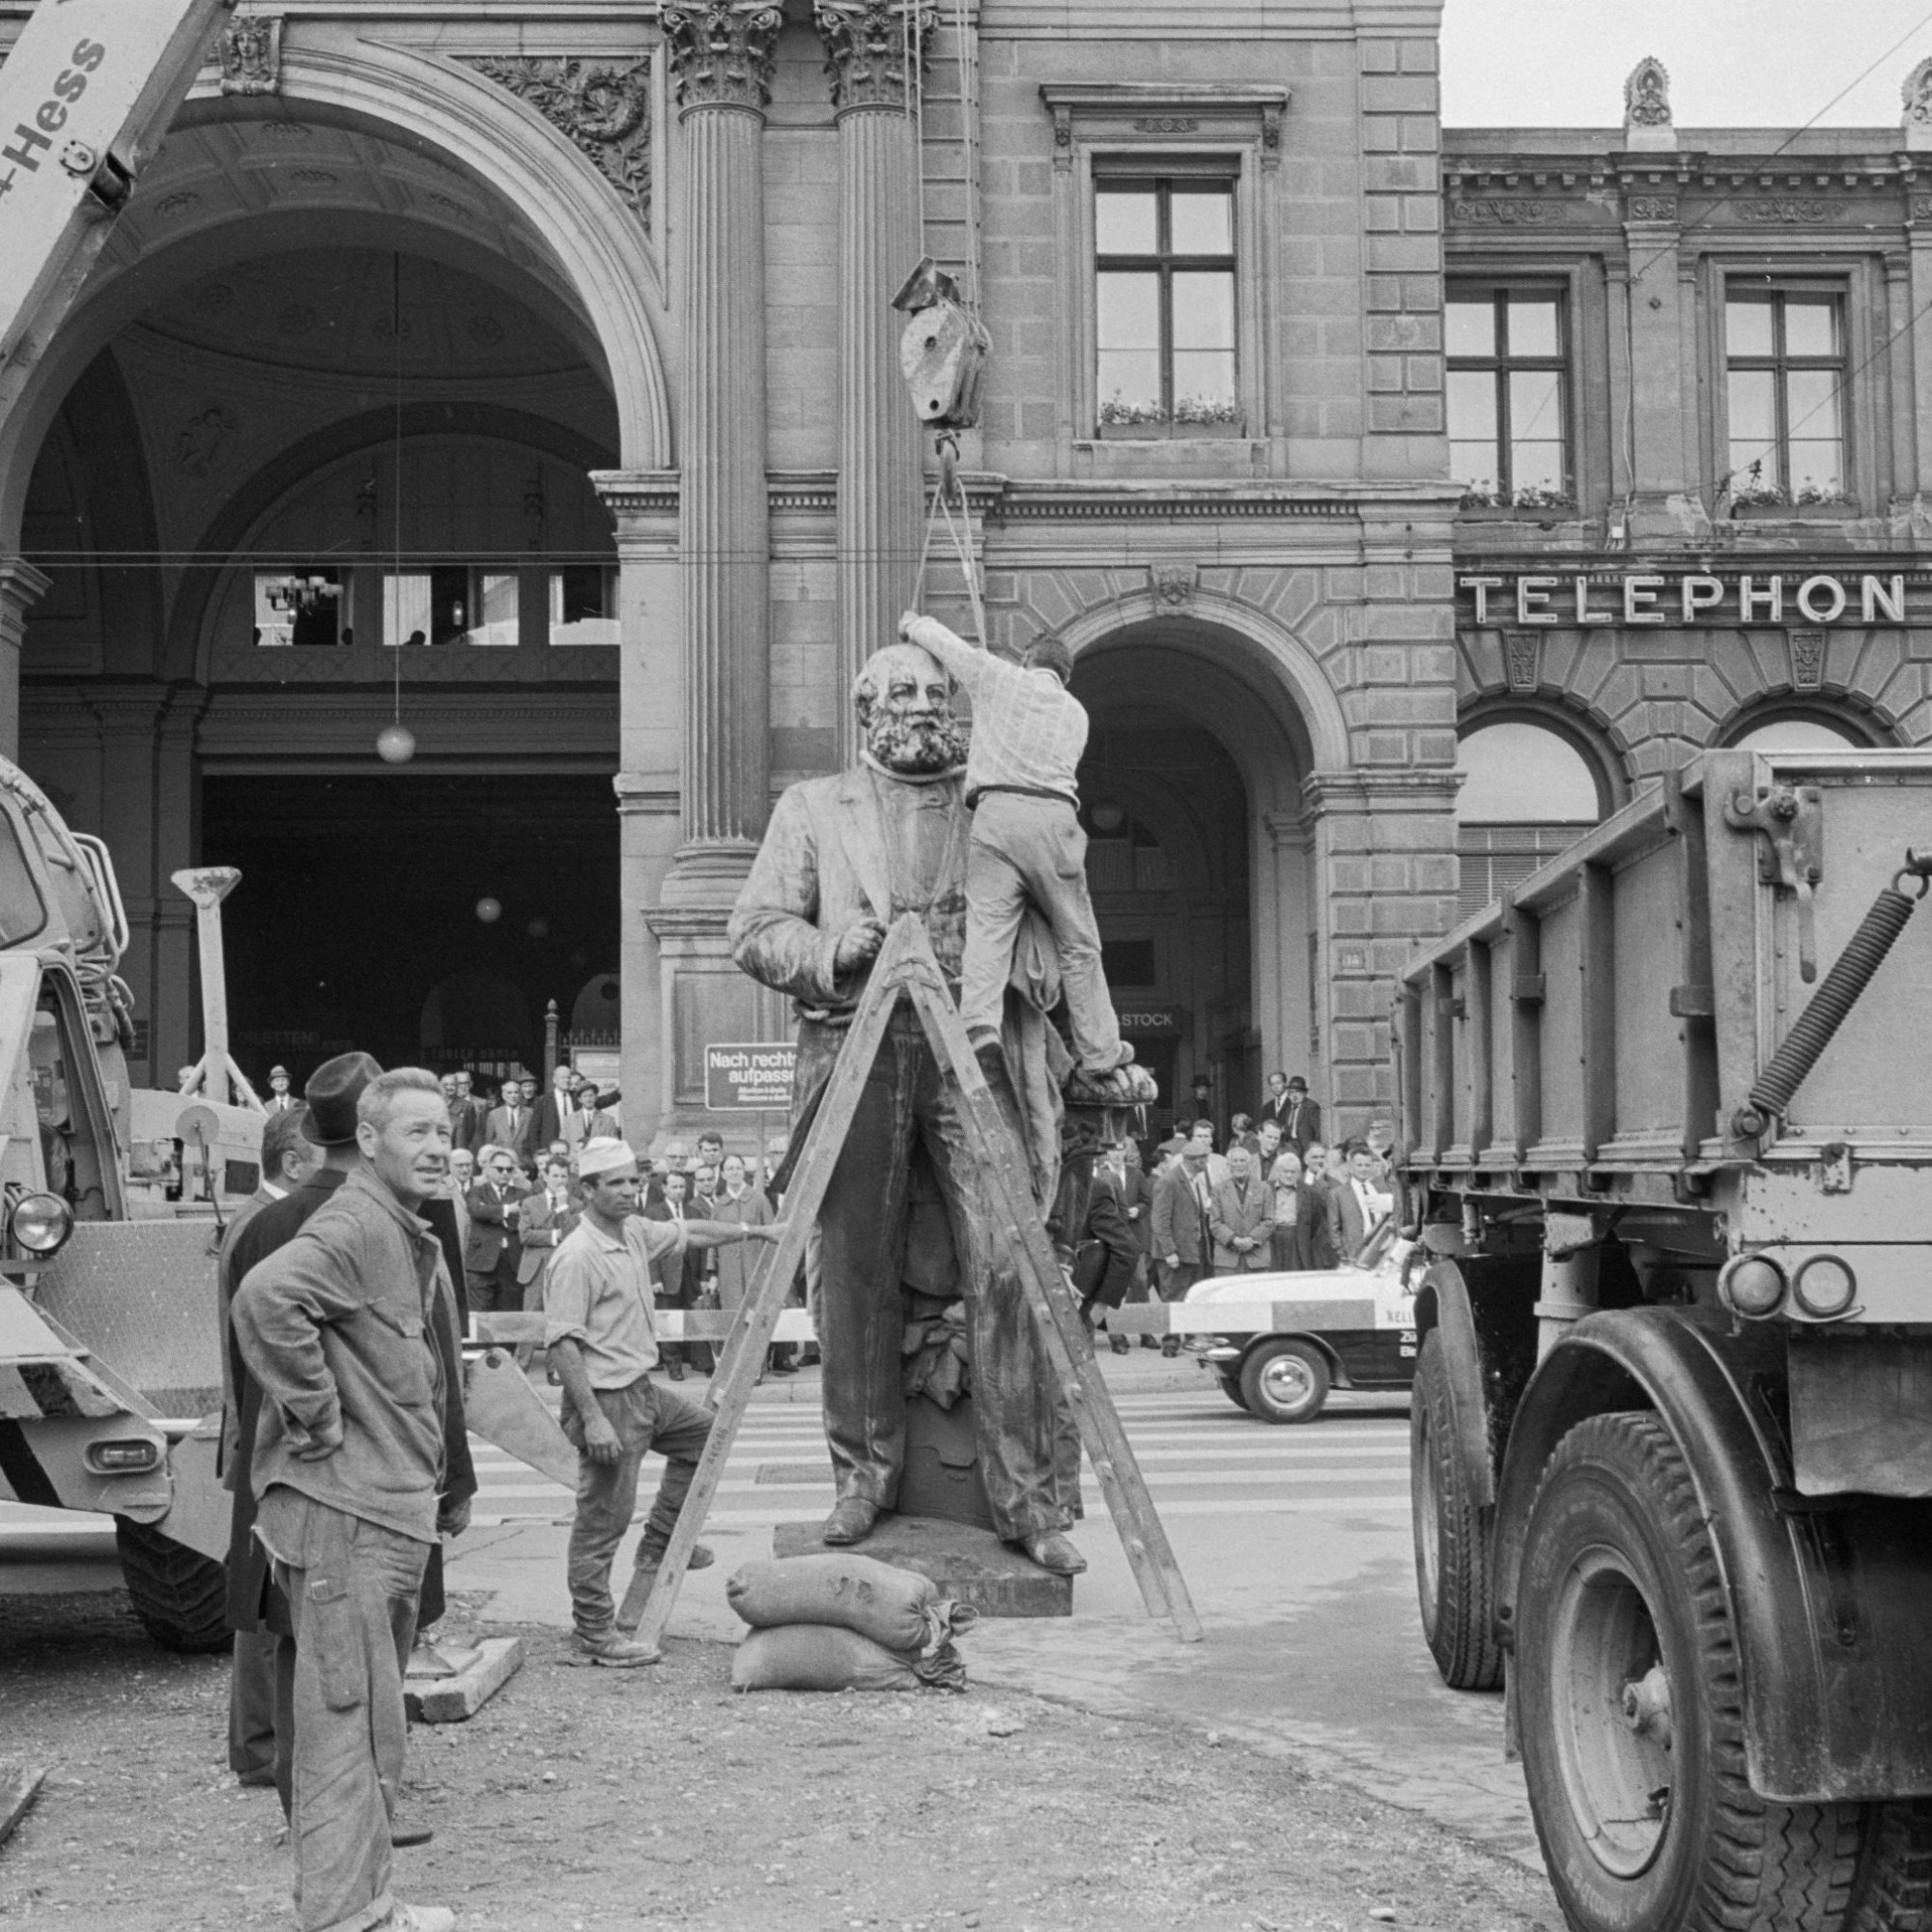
[{"xmin": 1178, "ymin": 1217, "xmax": 1420, "ymax": 1423}]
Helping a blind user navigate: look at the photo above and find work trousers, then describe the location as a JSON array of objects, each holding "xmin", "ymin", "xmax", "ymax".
[
  {"xmin": 957, "ymin": 793, "xmax": 1126, "ymax": 1073},
  {"xmin": 561, "ymin": 1376, "xmax": 713, "ymax": 1638},
  {"xmin": 800, "ymin": 1014, "xmax": 1067, "ymax": 1543},
  {"xmin": 257, "ymin": 1487, "xmax": 430, "ymax": 1932}
]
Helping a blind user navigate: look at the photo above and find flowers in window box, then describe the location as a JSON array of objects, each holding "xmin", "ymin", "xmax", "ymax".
[
  {"xmin": 1794, "ymin": 480, "xmax": 1848, "ymax": 507},
  {"xmin": 1510, "ymin": 483, "xmax": 1577, "ymax": 511},
  {"xmin": 1099, "ymin": 392, "xmax": 1168, "ymax": 426},
  {"xmin": 1170, "ymin": 394, "xmax": 1242, "ymax": 426}
]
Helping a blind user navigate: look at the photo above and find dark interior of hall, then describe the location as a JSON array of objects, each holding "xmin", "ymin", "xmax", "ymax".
[{"xmin": 200, "ymin": 775, "xmax": 619, "ymax": 1087}]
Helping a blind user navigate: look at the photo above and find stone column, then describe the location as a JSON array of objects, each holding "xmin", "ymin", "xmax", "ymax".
[
  {"xmin": 0, "ymin": 559, "xmax": 51, "ymax": 764},
  {"xmin": 817, "ymin": 1, "xmax": 931, "ymax": 763},
  {"xmin": 660, "ymin": 2, "xmax": 782, "ymax": 867}
]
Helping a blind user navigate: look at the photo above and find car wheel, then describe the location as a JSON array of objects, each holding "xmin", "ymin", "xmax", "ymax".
[
  {"xmin": 1518, "ymin": 1410, "xmax": 1865, "ymax": 1932},
  {"xmin": 1410, "ymin": 1329, "xmax": 1502, "ymax": 1690},
  {"xmin": 1217, "ymin": 1372, "xmax": 1250, "ymax": 1412},
  {"xmin": 1239, "ymin": 1340, "xmax": 1329, "ymax": 1424}
]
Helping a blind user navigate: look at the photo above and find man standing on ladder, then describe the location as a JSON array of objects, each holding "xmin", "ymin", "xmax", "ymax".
[{"xmin": 728, "ymin": 643, "xmax": 1088, "ymax": 1576}]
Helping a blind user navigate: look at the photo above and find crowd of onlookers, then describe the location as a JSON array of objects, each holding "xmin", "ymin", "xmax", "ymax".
[{"xmin": 1073, "ymin": 1069, "xmax": 1399, "ymax": 1356}]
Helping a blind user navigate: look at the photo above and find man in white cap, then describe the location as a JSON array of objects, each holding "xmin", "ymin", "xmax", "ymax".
[{"xmin": 543, "ymin": 1137, "xmax": 786, "ymax": 1665}]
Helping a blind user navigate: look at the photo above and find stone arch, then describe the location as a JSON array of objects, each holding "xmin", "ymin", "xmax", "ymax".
[
  {"xmin": 1712, "ymin": 692, "xmax": 1899, "ymax": 750},
  {"xmin": 0, "ymin": 39, "xmax": 671, "ymax": 546},
  {"xmin": 170, "ymin": 403, "xmax": 619, "ymax": 683},
  {"xmin": 1457, "ymin": 691, "xmax": 1634, "ymax": 816},
  {"xmin": 1047, "ymin": 585, "xmax": 1350, "ymax": 777}
]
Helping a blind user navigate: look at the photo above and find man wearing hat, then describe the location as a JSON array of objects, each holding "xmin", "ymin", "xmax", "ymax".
[
  {"xmin": 266, "ymin": 1065, "xmax": 299, "ymax": 1115},
  {"xmin": 234, "ymin": 1065, "xmax": 474, "ymax": 1932},
  {"xmin": 560, "ymin": 1078, "xmax": 618, "ymax": 1153},
  {"xmin": 544, "ymin": 1137, "xmax": 785, "ymax": 1665},
  {"xmin": 1260, "ymin": 1070, "xmax": 1321, "ymax": 1155}
]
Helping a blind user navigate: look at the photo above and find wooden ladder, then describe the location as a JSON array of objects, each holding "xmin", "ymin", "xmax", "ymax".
[{"xmin": 616, "ymin": 912, "xmax": 1203, "ymax": 1646}]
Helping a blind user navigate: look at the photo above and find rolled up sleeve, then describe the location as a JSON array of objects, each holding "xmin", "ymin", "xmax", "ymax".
[{"xmin": 542, "ymin": 1244, "xmax": 598, "ymax": 1350}]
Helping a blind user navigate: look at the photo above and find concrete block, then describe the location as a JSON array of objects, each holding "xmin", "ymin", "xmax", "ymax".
[
  {"xmin": 406, "ymin": 1636, "xmax": 526, "ymax": 1723},
  {"xmin": 1361, "ymin": 75, "xmax": 1438, "ymax": 115},
  {"xmin": 1367, "ymin": 233, "xmax": 1439, "ymax": 274},
  {"xmin": 1363, "ymin": 194, "xmax": 1402, "ymax": 232},
  {"xmin": 1402, "ymin": 38, "xmax": 1440, "ymax": 71},
  {"xmin": 772, "ymin": 1514, "xmax": 1072, "ymax": 1618},
  {"xmin": 1358, "ymin": 38, "xmax": 1399, "ymax": 71},
  {"xmin": 1401, "ymin": 117, "xmax": 1441, "ymax": 153},
  {"xmin": 1405, "ymin": 355, "xmax": 1443, "ymax": 392}
]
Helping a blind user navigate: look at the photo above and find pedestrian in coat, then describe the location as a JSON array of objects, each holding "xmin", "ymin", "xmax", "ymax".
[
  {"xmin": 1151, "ymin": 1127, "xmax": 1216, "ymax": 1356},
  {"xmin": 463, "ymin": 1147, "xmax": 523, "ymax": 1316},
  {"xmin": 1267, "ymin": 1149, "xmax": 1325, "ymax": 1271},
  {"xmin": 232, "ymin": 1066, "xmax": 474, "ymax": 1932},
  {"xmin": 1208, "ymin": 1145, "xmax": 1276, "ymax": 1273},
  {"xmin": 1074, "ymin": 1155, "xmax": 1140, "ymax": 1352}
]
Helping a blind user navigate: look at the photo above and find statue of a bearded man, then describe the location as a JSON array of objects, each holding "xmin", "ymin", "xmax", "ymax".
[{"xmin": 726, "ymin": 642, "xmax": 1083, "ymax": 1574}]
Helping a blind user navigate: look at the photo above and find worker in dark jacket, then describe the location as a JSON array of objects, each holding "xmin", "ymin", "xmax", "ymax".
[{"xmin": 234, "ymin": 1065, "xmax": 473, "ymax": 1932}]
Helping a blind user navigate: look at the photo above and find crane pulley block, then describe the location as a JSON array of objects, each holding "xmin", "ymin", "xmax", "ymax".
[{"xmin": 893, "ymin": 256, "xmax": 990, "ymax": 433}]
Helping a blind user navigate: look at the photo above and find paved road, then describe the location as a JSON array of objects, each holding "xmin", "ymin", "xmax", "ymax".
[{"xmin": 0, "ymin": 1351, "xmax": 1538, "ymax": 1870}]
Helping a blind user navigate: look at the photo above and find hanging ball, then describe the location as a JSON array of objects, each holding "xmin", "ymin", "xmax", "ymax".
[
  {"xmin": 526, "ymin": 917, "xmax": 550, "ymax": 940},
  {"xmin": 475, "ymin": 896, "xmax": 502, "ymax": 924},
  {"xmin": 376, "ymin": 724, "xmax": 416, "ymax": 765}
]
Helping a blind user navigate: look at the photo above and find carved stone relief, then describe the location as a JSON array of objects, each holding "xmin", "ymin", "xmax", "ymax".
[
  {"xmin": 659, "ymin": 3, "xmax": 783, "ymax": 112},
  {"xmin": 177, "ymin": 406, "xmax": 237, "ymax": 478},
  {"xmin": 1624, "ymin": 57, "xmax": 1670, "ymax": 128},
  {"xmin": 814, "ymin": 1, "xmax": 935, "ymax": 114},
  {"xmin": 1448, "ymin": 198, "xmax": 1559, "ymax": 225},
  {"xmin": 219, "ymin": 15, "xmax": 283, "ymax": 97},
  {"xmin": 1787, "ymin": 629, "xmax": 1826, "ymax": 692},
  {"xmin": 1149, "ymin": 563, "xmax": 1198, "ymax": 611},
  {"xmin": 464, "ymin": 56, "xmax": 653, "ymax": 225},
  {"xmin": 1503, "ymin": 631, "xmax": 1539, "ymax": 693},
  {"xmin": 1904, "ymin": 56, "xmax": 1932, "ymax": 131}
]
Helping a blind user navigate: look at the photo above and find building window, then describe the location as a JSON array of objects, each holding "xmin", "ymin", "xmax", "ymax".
[
  {"xmin": 1446, "ymin": 288, "xmax": 1571, "ymax": 509},
  {"xmin": 383, "ymin": 569, "xmax": 520, "ymax": 647},
  {"xmin": 1456, "ymin": 719, "xmax": 1604, "ymax": 919},
  {"xmin": 1724, "ymin": 288, "xmax": 1845, "ymax": 507},
  {"xmin": 253, "ymin": 569, "xmax": 346, "ymax": 647},
  {"xmin": 1094, "ymin": 177, "xmax": 1239, "ymax": 437},
  {"xmin": 548, "ymin": 567, "xmax": 619, "ymax": 645},
  {"xmin": 1726, "ymin": 715, "xmax": 1862, "ymax": 753}
]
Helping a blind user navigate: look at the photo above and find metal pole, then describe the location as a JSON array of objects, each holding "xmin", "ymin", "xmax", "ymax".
[{"xmin": 171, "ymin": 867, "xmax": 242, "ymax": 1107}]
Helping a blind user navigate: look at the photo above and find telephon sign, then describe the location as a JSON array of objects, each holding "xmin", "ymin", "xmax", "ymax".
[{"xmin": 1459, "ymin": 571, "xmax": 1916, "ymax": 629}]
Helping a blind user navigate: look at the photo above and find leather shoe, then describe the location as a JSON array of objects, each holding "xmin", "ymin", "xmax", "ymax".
[
  {"xmin": 1109, "ymin": 1334, "xmax": 1131, "ymax": 1354},
  {"xmin": 391, "ymin": 1823, "xmax": 434, "ymax": 1849},
  {"xmin": 1021, "ymin": 1530, "xmax": 1087, "ymax": 1576},
  {"xmin": 668, "ymin": 1359, "xmax": 686, "ymax": 1381},
  {"xmin": 820, "ymin": 1497, "xmax": 880, "ymax": 1546}
]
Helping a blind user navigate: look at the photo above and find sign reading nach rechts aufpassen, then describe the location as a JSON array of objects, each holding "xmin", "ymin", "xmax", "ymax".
[{"xmin": 704, "ymin": 1042, "xmax": 797, "ymax": 1112}]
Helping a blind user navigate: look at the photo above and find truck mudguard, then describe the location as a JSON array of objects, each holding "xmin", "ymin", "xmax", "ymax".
[
  {"xmin": 1493, "ymin": 1305, "xmax": 1932, "ymax": 1803},
  {"xmin": 1413, "ymin": 1252, "xmax": 1540, "ymax": 1504}
]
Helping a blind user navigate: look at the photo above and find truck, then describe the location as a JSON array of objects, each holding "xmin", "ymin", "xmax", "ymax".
[
  {"xmin": 0, "ymin": 759, "xmax": 259, "ymax": 1651},
  {"xmin": 1394, "ymin": 746, "xmax": 1932, "ymax": 1932}
]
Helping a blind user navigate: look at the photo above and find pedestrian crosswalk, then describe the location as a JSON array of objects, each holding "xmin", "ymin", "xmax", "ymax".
[{"xmin": 466, "ymin": 1379, "xmax": 1413, "ymax": 1530}]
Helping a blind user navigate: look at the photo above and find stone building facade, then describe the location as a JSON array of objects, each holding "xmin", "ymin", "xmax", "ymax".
[{"xmin": 7, "ymin": 4, "xmax": 1921, "ymax": 1147}]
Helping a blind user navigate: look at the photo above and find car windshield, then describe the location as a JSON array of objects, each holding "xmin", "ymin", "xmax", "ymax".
[{"xmin": 0, "ymin": 814, "xmax": 47, "ymax": 947}]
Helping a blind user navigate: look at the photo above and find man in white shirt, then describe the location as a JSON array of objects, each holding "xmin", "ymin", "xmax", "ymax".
[
  {"xmin": 1325, "ymin": 1140, "xmax": 1390, "ymax": 1263},
  {"xmin": 265, "ymin": 1065, "xmax": 298, "ymax": 1114}
]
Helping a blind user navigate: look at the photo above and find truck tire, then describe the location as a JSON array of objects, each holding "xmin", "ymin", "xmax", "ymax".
[
  {"xmin": 1518, "ymin": 1411, "xmax": 1864, "ymax": 1932},
  {"xmin": 115, "ymin": 1519, "xmax": 232, "ymax": 1656},
  {"xmin": 1409, "ymin": 1329, "xmax": 1502, "ymax": 1690},
  {"xmin": 1217, "ymin": 1372, "xmax": 1251, "ymax": 1412},
  {"xmin": 1849, "ymin": 1800, "xmax": 1932, "ymax": 1932},
  {"xmin": 1239, "ymin": 1340, "xmax": 1329, "ymax": 1424}
]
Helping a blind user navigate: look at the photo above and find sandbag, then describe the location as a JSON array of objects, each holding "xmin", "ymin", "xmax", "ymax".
[
  {"xmin": 731, "ymin": 1623, "xmax": 966, "ymax": 1693},
  {"xmin": 726, "ymin": 1553, "xmax": 978, "ymax": 1654}
]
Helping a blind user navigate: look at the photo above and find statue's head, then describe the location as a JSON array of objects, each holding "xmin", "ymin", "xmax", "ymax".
[{"xmin": 853, "ymin": 643, "xmax": 968, "ymax": 776}]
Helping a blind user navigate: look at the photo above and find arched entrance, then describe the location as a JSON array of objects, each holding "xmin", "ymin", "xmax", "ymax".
[
  {"xmin": 1068, "ymin": 611, "xmax": 1326, "ymax": 1137},
  {"xmin": 3, "ymin": 61, "xmax": 667, "ymax": 1087}
]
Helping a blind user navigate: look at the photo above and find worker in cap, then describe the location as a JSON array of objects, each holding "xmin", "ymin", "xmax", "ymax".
[{"xmin": 542, "ymin": 1137, "xmax": 786, "ymax": 1665}]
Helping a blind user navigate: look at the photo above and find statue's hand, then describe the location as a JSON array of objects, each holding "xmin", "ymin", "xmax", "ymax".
[{"xmin": 834, "ymin": 920, "xmax": 887, "ymax": 974}]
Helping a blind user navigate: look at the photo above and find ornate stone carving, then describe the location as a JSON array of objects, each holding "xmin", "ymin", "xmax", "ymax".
[
  {"xmin": 1448, "ymin": 198, "xmax": 1558, "ymax": 225},
  {"xmin": 1628, "ymin": 194, "xmax": 1677, "ymax": 221},
  {"xmin": 1503, "ymin": 630, "xmax": 1539, "ymax": 693},
  {"xmin": 1904, "ymin": 56, "xmax": 1932, "ymax": 128},
  {"xmin": 1149, "ymin": 563, "xmax": 1198, "ymax": 611},
  {"xmin": 464, "ymin": 57, "xmax": 652, "ymax": 223},
  {"xmin": 1735, "ymin": 199, "xmax": 1830, "ymax": 224},
  {"xmin": 814, "ymin": 1, "xmax": 935, "ymax": 114},
  {"xmin": 219, "ymin": 14, "xmax": 282, "ymax": 97},
  {"xmin": 176, "ymin": 406, "xmax": 237, "ymax": 478},
  {"xmin": 660, "ymin": 3, "xmax": 783, "ymax": 113},
  {"xmin": 1133, "ymin": 115, "xmax": 1199, "ymax": 133},
  {"xmin": 1788, "ymin": 629, "xmax": 1826, "ymax": 692},
  {"xmin": 1624, "ymin": 57, "xmax": 1670, "ymax": 128}
]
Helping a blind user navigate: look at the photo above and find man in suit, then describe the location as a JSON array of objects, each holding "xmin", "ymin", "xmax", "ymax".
[
  {"xmin": 1073, "ymin": 1151, "xmax": 1139, "ymax": 1354},
  {"xmin": 449, "ymin": 1070, "xmax": 489, "ymax": 1154},
  {"xmin": 533, "ymin": 1065, "xmax": 575, "ymax": 1151},
  {"xmin": 1150, "ymin": 1123, "xmax": 1216, "ymax": 1356},
  {"xmin": 645, "ymin": 1167, "xmax": 706, "ymax": 1381},
  {"xmin": 1325, "ymin": 1140, "xmax": 1388, "ymax": 1264},
  {"xmin": 486, "ymin": 1077, "xmax": 539, "ymax": 1163},
  {"xmin": 728, "ymin": 638, "xmax": 1080, "ymax": 1576},
  {"xmin": 217, "ymin": 1104, "xmax": 316, "ymax": 1790},
  {"xmin": 514, "ymin": 1154, "xmax": 578, "ymax": 1366},
  {"xmin": 1277, "ymin": 1075, "xmax": 1321, "ymax": 1155},
  {"xmin": 464, "ymin": 1147, "xmax": 524, "ymax": 1316},
  {"xmin": 264, "ymin": 1065, "xmax": 299, "ymax": 1115},
  {"xmin": 1208, "ymin": 1144, "xmax": 1275, "ymax": 1275},
  {"xmin": 561, "ymin": 1080, "xmax": 618, "ymax": 1153}
]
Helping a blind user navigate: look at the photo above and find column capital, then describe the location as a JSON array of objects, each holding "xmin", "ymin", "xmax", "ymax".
[
  {"xmin": 1301, "ymin": 769, "xmax": 1462, "ymax": 815},
  {"xmin": 661, "ymin": 2, "xmax": 784, "ymax": 114},
  {"xmin": 814, "ymin": 0, "xmax": 934, "ymax": 115}
]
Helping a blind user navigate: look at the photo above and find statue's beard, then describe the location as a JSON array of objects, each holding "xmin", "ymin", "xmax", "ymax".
[{"xmin": 866, "ymin": 709, "xmax": 968, "ymax": 775}]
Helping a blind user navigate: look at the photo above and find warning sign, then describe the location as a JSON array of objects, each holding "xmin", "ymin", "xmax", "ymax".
[{"xmin": 703, "ymin": 1042, "xmax": 797, "ymax": 1113}]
